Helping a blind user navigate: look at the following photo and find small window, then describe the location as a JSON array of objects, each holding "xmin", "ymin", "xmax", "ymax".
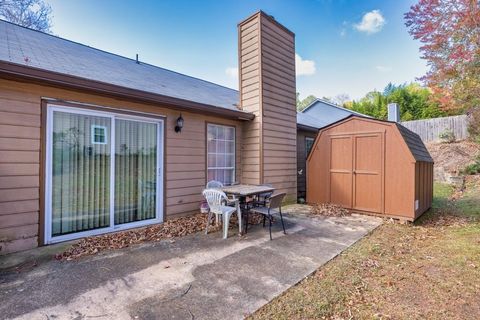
[
  {"xmin": 305, "ymin": 137, "xmax": 315, "ymax": 158},
  {"xmin": 91, "ymin": 125, "xmax": 107, "ymax": 144}
]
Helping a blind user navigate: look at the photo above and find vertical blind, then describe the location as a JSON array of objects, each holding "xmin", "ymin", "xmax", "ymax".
[
  {"xmin": 51, "ymin": 111, "xmax": 159, "ymax": 238},
  {"xmin": 52, "ymin": 111, "xmax": 111, "ymax": 236},
  {"xmin": 115, "ymin": 119, "xmax": 157, "ymax": 224}
]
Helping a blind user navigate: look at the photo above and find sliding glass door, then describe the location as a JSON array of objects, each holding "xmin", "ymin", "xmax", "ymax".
[
  {"xmin": 114, "ymin": 119, "xmax": 158, "ymax": 225},
  {"xmin": 51, "ymin": 111, "xmax": 112, "ymax": 236},
  {"xmin": 45, "ymin": 105, "xmax": 163, "ymax": 243}
]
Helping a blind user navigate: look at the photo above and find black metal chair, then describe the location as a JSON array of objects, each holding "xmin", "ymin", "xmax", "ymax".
[
  {"xmin": 249, "ymin": 193, "xmax": 286, "ymax": 240},
  {"xmin": 252, "ymin": 183, "xmax": 274, "ymax": 207}
]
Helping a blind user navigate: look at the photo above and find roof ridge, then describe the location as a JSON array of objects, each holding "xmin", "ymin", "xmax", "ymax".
[
  {"xmin": 0, "ymin": 19, "xmax": 239, "ymax": 94},
  {"xmin": 302, "ymin": 98, "xmax": 367, "ymax": 117}
]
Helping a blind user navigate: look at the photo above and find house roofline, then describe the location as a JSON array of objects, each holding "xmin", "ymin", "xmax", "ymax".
[
  {"xmin": 302, "ymin": 98, "xmax": 368, "ymax": 117},
  {"xmin": 0, "ymin": 61, "xmax": 255, "ymax": 121},
  {"xmin": 0, "ymin": 19, "xmax": 239, "ymax": 95}
]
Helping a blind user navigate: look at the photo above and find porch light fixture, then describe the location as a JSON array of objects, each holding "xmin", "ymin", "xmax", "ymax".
[{"xmin": 175, "ymin": 114, "xmax": 184, "ymax": 133}]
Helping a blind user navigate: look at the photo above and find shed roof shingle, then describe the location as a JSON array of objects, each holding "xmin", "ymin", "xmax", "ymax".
[{"xmin": 396, "ymin": 123, "xmax": 434, "ymax": 163}]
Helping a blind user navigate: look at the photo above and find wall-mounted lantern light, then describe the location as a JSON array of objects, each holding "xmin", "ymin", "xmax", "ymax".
[{"xmin": 175, "ymin": 114, "xmax": 184, "ymax": 133}]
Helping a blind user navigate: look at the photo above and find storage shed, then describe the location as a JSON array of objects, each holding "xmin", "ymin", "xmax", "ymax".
[{"xmin": 307, "ymin": 116, "xmax": 434, "ymax": 221}]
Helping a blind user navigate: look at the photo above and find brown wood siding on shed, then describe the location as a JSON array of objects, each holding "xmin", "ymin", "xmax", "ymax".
[
  {"xmin": 0, "ymin": 78, "xmax": 244, "ymax": 254},
  {"xmin": 415, "ymin": 161, "xmax": 433, "ymax": 218},
  {"xmin": 307, "ymin": 117, "xmax": 432, "ymax": 221}
]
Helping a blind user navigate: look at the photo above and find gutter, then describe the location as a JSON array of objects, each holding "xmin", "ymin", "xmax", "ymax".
[
  {"xmin": 297, "ymin": 123, "xmax": 319, "ymax": 132},
  {"xmin": 0, "ymin": 61, "xmax": 255, "ymax": 121}
]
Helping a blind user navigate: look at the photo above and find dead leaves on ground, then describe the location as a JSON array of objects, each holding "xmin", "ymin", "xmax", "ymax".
[
  {"xmin": 310, "ymin": 203, "xmax": 351, "ymax": 217},
  {"xmin": 55, "ymin": 212, "xmax": 264, "ymax": 261},
  {"xmin": 420, "ymin": 213, "xmax": 471, "ymax": 227}
]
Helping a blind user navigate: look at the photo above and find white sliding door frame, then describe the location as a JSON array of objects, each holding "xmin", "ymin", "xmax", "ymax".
[{"xmin": 44, "ymin": 104, "xmax": 164, "ymax": 244}]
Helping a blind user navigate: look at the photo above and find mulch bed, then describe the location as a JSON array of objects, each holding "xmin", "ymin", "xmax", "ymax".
[
  {"xmin": 310, "ymin": 203, "xmax": 351, "ymax": 217},
  {"xmin": 55, "ymin": 212, "xmax": 264, "ymax": 261}
]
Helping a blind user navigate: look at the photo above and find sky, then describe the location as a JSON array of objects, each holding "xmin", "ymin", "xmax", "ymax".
[{"xmin": 46, "ymin": 0, "xmax": 428, "ymax": 101}]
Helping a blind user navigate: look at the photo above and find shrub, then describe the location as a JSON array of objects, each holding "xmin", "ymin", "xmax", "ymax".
[
  {"xmin": 461, "ymin": 155, "xmax": 480, "ymax": 175},
  {"xmin": 439, "ymin": 129, "xmax": 456, "ymax": 143}
]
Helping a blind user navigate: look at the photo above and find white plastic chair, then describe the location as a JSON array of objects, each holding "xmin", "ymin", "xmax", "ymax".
[
  {"xmin": 202, "ymin": 189, "xmax": 242, "ymax": 239},
  {"xmin": 205, "ymin": 180, "xmax": 237, "ymax": 224},
  {"xmin": 206, "ymin": 180, "xmax": 224, "ymax": 189}
]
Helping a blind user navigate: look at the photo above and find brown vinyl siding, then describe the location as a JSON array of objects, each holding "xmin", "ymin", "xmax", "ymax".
[
  {"xmin": 260, "ymin": 15, "xmax": 297, "ymax": 200},
  {"xmin": 238, "ymin": 12, "xmax": 297, "ymax": 201},
  {"xmin": 0, "ymin": 80, "xmax": 40, "ymax": 254},
  {"xmin": 239, "ymin": 14, "xmax": 262, "ymax": 186},
  {"xmin": 0, "ymin": 78, "xmax": 244, "ymax": 254}
]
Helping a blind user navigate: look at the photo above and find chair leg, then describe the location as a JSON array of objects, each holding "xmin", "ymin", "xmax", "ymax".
[
  {"xmin": 205, "ymin": 211, "xmax": 212, "ymax": 235},
  {"xmin": 268, "ymin": 215, "xmax": 272, "ymax": 240},
  {"xmin": 262, "ymin": 215, "xmax": 266, "ymax": 227},
  {"xmin": 245, "ymin": 210, "xmax": 249, "ymax": 234},
  {"xmin": 223, "ymin": 213, "xmax": 230, "ymax": 239},
  {"xmin": 279, "ymin": 209, "xmax": 286, "ymax": 234}
]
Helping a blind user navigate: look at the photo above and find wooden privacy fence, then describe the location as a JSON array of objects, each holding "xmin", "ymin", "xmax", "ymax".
[{"xmin": 401, "ymin": 115, "xmax": 468, "ymax": 142}]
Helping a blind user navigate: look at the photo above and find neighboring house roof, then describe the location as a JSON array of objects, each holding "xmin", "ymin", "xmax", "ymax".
[
  {"xmin": 298, "ymin": 98, "xmax": 369, "ymax": 130},
  {"xmin": 296, "ymin": 111, "xmax": 329, "ymax": 130},
  {"xmin": 395, "ymin": 123, "xmax": 434, "ymax": 162},
  {"xmin": 303, "ymin": 98, "xmax": 366, "ymax": 116},
  {"xmin": 0, "ymin": 20, "xmax": 255, "ymax": 119}
]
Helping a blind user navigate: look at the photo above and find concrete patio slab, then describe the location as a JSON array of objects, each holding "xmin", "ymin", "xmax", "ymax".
[{"xmin": 0, "ymin": 211, "xmax": 382, "ymax": 320}]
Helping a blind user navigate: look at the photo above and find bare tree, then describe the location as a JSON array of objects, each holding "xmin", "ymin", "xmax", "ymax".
[
  {"xmin": 0, "ymin": 0, "xmax": 52, "ymax": 32},
  {"xmin": 333, "ymin": 93, "xmax": 350, "ymax": 106}
]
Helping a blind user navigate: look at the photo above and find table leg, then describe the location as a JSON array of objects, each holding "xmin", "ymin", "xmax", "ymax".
[{"xmin": 238, "ymin": 196, "xmax": 248, "ymax": 235}]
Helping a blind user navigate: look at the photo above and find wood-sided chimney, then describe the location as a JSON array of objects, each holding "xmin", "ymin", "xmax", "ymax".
[{"xmin": 238, "ymin": 11, "xmax": 297, "ymax": 201}]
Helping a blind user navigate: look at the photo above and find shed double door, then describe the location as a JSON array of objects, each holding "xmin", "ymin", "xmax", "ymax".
[{"xmin": 329, "ymin": 133, "xmax": 384, "ymax": 213}]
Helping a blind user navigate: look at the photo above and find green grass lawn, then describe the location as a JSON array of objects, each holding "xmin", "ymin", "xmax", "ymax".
[{"xmin": 250, "ymin": 178, "xmax": 480, "ymax": 320}]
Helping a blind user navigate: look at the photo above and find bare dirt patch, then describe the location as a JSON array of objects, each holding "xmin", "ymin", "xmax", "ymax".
[{"xmin": 426, "ymin": 140, "xmax": 480, "ymax": 178}]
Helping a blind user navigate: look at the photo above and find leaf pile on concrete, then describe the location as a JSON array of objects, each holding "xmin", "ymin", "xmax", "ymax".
[
  {"xmin": 310, "ymin": 203, "xmax": 351, "ymax": 217},
  {"xmin": 55, "ymin": 212, "xmax": 263, "ymax": 261}
]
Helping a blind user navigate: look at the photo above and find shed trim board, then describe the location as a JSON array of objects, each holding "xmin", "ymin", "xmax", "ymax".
[{"xmin": 43, "ymin": 103, "xmax": 165, "ymax": 244}]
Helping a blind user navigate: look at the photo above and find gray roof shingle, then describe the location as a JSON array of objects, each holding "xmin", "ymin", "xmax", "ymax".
[
  {"xmin": 0, "ymin": 20, "xmax": 242, "ymax": 112},
  {"xmin": 297, "ymin": 112, "xmax": 328, "ymax": 130}
]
